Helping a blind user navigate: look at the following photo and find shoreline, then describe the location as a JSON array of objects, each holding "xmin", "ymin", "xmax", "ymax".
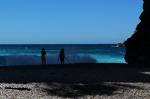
[{"xmin": 0, "ymin": 63, "xmax": 150, "ymax": 69}]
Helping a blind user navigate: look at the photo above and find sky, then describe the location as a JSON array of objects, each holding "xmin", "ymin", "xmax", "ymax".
[{"xmin": 0, "ymin": 0, "xmax": 143, "ymax": 44}]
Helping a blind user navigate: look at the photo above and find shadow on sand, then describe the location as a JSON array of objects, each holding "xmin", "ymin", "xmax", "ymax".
[
  {"xmin": 0, "ymin": 63, "xmax": 149, "ymax": 97},
  {"xmin": 39, "ymin": 82, "xmax": 142, "ymax": 98}
]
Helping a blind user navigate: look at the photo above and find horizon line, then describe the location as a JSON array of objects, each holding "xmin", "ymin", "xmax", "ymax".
[{"xmin": 0, "ymin": 43, "xmax": 118, "ymax": 45}]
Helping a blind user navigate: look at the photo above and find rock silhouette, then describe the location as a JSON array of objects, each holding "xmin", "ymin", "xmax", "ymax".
[{"xmin": 125, "ymin": 0, "xmax": 150, "ymax": 64}]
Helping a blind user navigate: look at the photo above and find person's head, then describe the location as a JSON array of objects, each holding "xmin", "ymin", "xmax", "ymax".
[
  {"xmin": 42, "ymin": 48, "xmax": 45, "ymax": 51},
  {"xmin": 61, "ymin": 48, "xmax": 64, "ymax": 52}
]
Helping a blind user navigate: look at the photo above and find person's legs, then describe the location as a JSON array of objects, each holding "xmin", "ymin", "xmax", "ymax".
[
  {"xmin": 43, "ymin": 58, "xmax": 46, "ymax": 64},
  {"xmin": 62, "ymin": 59, "xmax": 64, "ymax": 64},
  {"xmin": 60, "ymin": 59, "xmax": 64, "ymax": 64},
  {"xmin": 42, "ymin": 56, "xmax": 46, "ymax": 65}
]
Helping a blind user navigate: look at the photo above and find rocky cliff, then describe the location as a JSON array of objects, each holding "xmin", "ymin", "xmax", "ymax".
[{"xmin": 125, "ymin": 0, "xmax": 150, "ymax": 64}]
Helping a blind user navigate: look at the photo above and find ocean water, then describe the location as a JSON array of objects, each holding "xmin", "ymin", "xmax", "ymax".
[{"xmin": 0, "ymin": 44, "xmax": 126, "ymax": 66}]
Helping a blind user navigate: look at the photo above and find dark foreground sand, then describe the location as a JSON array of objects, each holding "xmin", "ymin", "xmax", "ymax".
[{"xmin": 0, "ymin": 63, "xmax": 150, "ymax": 99}]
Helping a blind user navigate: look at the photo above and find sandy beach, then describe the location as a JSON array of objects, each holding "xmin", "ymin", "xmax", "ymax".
[{"xmin": 0, "ymin": 63, "xmax": 150, "ymax": 99}]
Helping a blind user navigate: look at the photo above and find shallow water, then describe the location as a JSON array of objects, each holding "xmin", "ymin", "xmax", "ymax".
[{"xmin": 0, "ymin": 44, "xmax": 126, "ymax": 66}]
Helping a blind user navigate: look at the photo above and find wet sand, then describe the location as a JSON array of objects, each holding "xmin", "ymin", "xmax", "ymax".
[{"xmin": 0, "ymin": 63, "xmax": 150, "ymax": 83}]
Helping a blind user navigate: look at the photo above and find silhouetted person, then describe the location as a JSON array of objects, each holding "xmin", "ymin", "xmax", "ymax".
[
  {"xmin": 59, "ymin": 48, "xmax": 65, "ymax": 64},
  {"xmin": 41, "ymin": 48, "xmax": 46, "ymax": 65}
]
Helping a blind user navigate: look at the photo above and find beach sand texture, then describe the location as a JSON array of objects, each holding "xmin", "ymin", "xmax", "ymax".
[{"xmin": 0, "ymin": 63, "xmax": 150, "ymax": 99}]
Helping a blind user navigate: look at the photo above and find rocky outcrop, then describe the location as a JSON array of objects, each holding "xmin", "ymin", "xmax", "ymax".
[{"xmin": 124, "ymin": 0, "xmax": 150, "ymax": 64}]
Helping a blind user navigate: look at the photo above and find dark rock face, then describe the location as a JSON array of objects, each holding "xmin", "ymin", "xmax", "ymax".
[{"xmin": 124, "ymin": 0, "xmax": 150, "ymax": 64}]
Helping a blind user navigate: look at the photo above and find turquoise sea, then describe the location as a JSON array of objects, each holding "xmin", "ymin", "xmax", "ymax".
[{"xmin": 0, "ymin": 44, "xmax": 126, "ymax": 66}]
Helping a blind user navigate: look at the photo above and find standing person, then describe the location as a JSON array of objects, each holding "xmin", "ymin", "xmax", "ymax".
[
  {"xmin": 59, "ymin": 48, "xmax": 65, "ymax": 64},
  {"xmin": 41, "ymin": 48, "xmax": 46, "ymax": 65}
]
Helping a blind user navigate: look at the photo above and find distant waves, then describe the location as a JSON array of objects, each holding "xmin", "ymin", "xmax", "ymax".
[
  {"xmin": 0, "ymin": 44, "xmax": 126, "ymax": 66},
  {"xmin": 0, "ymin": 55, "xmax": 96, "ymax": 66}
]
